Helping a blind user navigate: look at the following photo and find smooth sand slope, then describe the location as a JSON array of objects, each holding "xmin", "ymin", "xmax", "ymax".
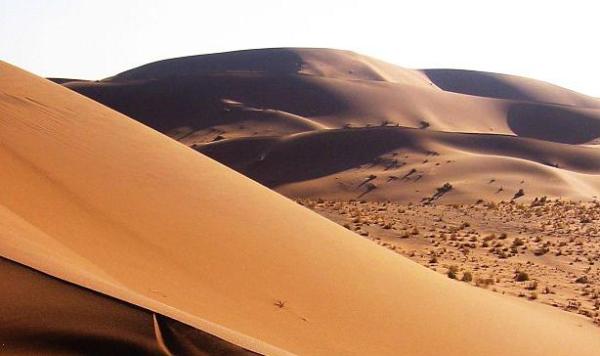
[
  {"xmin": 58, "ymin": 48, "xmax": 600, "ymax": 203},
  {"xmin": 3, "ymin": 62, "xmax": 600, "ymax": 355}
]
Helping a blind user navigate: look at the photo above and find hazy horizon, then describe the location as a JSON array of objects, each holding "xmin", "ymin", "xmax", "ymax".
[{"xmin": 2, "ymin": 0, "xmax": 599, "ymax": 96}]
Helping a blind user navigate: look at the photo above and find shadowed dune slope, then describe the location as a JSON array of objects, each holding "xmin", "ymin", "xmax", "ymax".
[
  {"xmin": 507, "ymin": 103, "xmax": 600, "ymax": 144},
  {"xmin": 0, "ymin": 256, "xmax": 163, "ymax": 355},
  {"xmin": 65, "ymin": 73, "xmax": 342, "ymax": 134},
  {"xmin": 3, "ymin": 62, "xmax": 600, "ymax": 355},
  {"xmin": 0, "ymin": 257, "xmax": 254, "ymax": 355},
  {"xmin": 423, "ymin": 69, "xmax": 600, "ymax": 108}
]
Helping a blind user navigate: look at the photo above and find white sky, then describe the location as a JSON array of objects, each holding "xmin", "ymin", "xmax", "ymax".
[{"xmin": 1, "ymin": 0, "xmax": 599, "ymax": 96}]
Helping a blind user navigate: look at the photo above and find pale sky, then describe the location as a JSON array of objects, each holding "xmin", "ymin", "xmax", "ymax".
[{"xmin": 1, "ymin": 0, "xmax": 599, "ymax": 96}]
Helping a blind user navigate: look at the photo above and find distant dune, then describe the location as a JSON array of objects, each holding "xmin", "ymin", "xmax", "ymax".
[
  {"xmin": 423, "ymin": 68, "xmax": 600, "ymax": 107},
  {"xmin": 59, "ymin": 48, "xmax": 600, "ymax": 203},
  {"xmin": 3, "ymin": 60, "xmax": 600, "ymax": 354},
  {"xmin": 197, "ymin": 126, "xmax": 600, "ymax": 202}
]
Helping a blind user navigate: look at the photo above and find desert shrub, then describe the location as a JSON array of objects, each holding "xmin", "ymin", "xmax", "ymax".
[
  {"xmin": 483, "ymin": 233, "xmax": 496, "ymax": 241},
  {"xmin": 512, "ymin": 189, "xmax": 525, "ymax": 200},
  {"xmin": 439, "ymin": 183, "xmax": 453, "ymax": 193},
  {"xmin": 515, "ymin": 271, "xmax": 529, "ymax": 282},
  {"xmin": 461, "ymin": 271, "xmax": 473, "ymax": 282},
  {"xmin": 447, "ymin": 265, "xmax": 459, "ymax": 279},
  {"xmin": 512, "ymin": 237, "xmax": 525, "ymax": 247}
]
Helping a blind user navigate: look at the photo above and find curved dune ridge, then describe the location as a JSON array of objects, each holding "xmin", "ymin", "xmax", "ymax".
[
  {"xmin": 197, "ymin": 126, "xmax": 600, "ymax": 202},
  {"xmin": 2, "ymin": 62, "xmax": 600, "ymax": 354},
  {"xmin": 58, "ymin": 48, "xmax": 600, "ymax": 202}
]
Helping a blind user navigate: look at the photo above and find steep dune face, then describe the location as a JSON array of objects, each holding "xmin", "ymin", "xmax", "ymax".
[
  {"xmin": 3, "ymin": 62, "xmax": 600, "ymax": 354},
  {"xmin": 60, "ymin": 48, "xmax": 600, "ymax": 202}
]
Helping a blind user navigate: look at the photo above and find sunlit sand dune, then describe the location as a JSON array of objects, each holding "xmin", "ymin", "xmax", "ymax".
[{"xmin": 2, "ymin": 61, "xmax": 600, "ymax": 354}]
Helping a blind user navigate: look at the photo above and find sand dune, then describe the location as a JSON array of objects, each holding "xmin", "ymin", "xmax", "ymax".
[
  {"xmin": 103, "ymin": 48, "xmax": 433, "ymax": 85},
  {"xmin": 197, "ymin": 126, "xmax": 600, "ymax": 202},
  {"xmin": 3, "ymin": 60, "xmax": 600, "ymax": 354},
  {"xmin": 63, "ymin": 48, "xmax": 600, "ymax": 140},
  {"xmin": 58, "ymin": 48, "xmax": 600, "ymax": 204}
]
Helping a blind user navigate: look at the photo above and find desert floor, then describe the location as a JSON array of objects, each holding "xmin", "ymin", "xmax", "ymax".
[{"xmin": 301, "ymin": 197, "xmax": 600, "ymax": 326}]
